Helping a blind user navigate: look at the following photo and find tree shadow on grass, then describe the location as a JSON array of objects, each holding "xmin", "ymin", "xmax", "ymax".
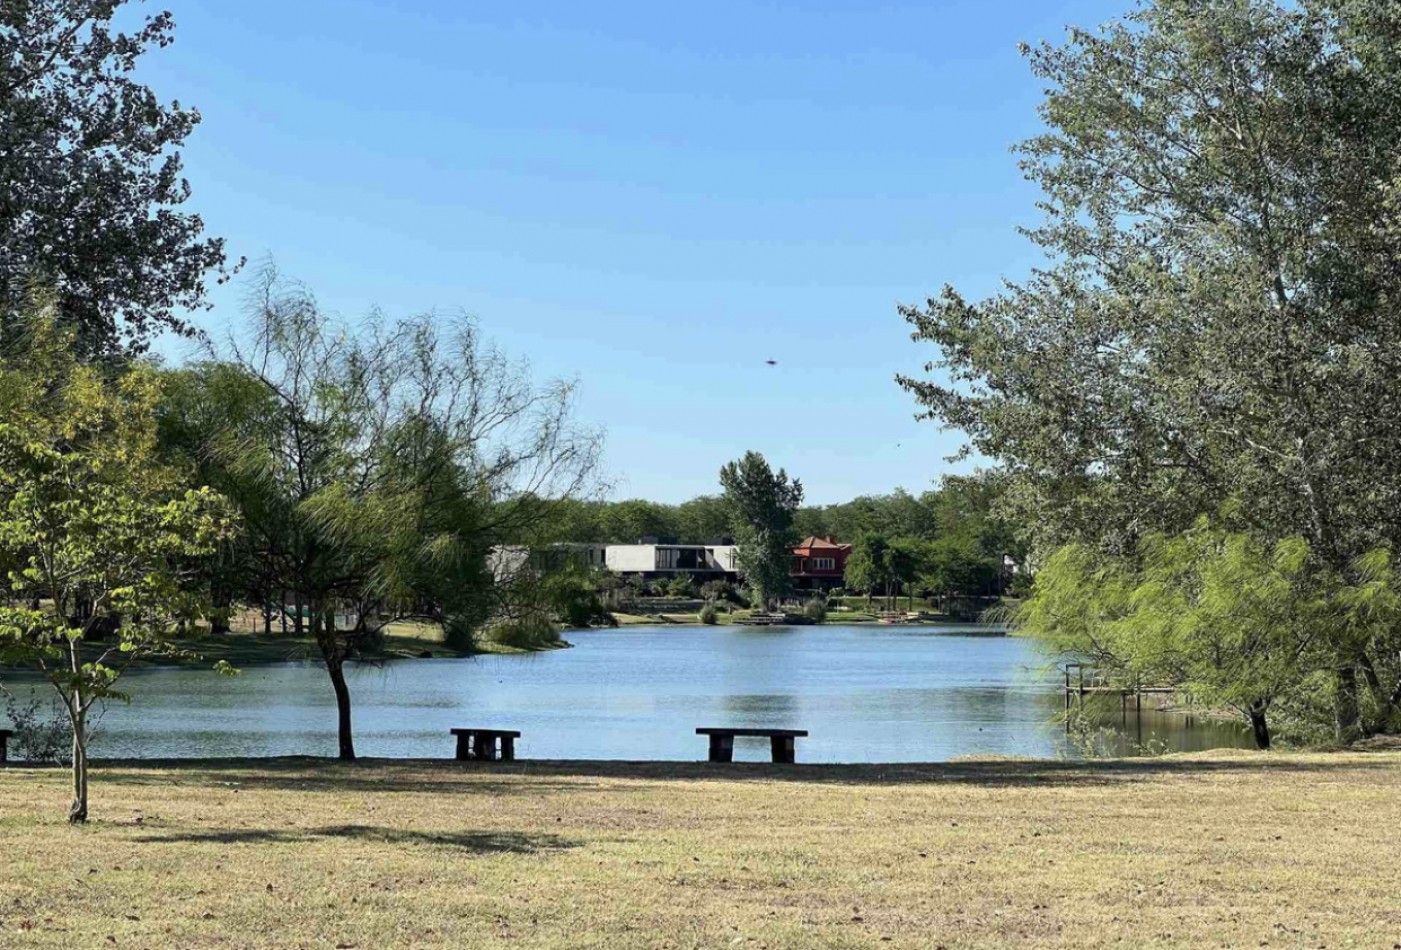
[
  {"xmin": 131, "ymin": 823, "xmax": 575, "ymax": 854},
  {"xmin": 91, "ymin": 751, "xmax": 1401, "ymax": 796}
]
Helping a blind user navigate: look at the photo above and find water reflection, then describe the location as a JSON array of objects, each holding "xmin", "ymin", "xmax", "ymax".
[{"xmin": 0, "ymin": 625, "xmax": 1255, "ymax": 762}]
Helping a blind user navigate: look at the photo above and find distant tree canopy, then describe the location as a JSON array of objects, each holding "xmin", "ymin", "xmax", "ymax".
[
  {"xmin": 0, "ymin": 1, "xmax": 232, "ymax": 354},
  {"xmin": 900, "ymin": 0, "xmax": 1401, "ymax": 743},
  {"xmin": 547, "ymin": 475, "xmax": 1023, "ymax": 556}
]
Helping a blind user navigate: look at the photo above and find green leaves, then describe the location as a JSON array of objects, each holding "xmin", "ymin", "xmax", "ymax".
[
  {"xmin": 0, "ymin": 305, "xmax": 237, "ymax": 710},
  {"xmin": 719, "ymin": 452, "xmax": 803, "ymax": 609},
  {"xmin": 0, "ymin": 0, "xmax": 231, "ymax": 353}
]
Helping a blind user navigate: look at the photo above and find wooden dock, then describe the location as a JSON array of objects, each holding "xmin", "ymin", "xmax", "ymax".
[{"xmin": 1063, "ymin": 663, "xmax": 1178, "ymax": 724}]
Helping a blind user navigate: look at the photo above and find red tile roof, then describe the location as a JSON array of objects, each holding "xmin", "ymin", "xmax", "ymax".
[{"xmin": 795, "ymin": 536, "xmax": 852, "ymax": 552}]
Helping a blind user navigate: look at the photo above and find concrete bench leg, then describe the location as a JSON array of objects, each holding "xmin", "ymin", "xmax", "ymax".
[
  {"xmin": 770, "ymin": 735, "xmax": 796, "ymax": 764},
  {"xmin": 455, "ymin": 733, "xmax": 471, "ymax": 761},
  {"xmin": 707, "ymin": 734, "xmax": 734, "ymax": 763},
  {"xmin": 500, "ymin": 736, "xmax": 515, "ymax": 761}
]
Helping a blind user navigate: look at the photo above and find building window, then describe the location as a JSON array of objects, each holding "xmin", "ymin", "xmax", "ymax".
[{"xmin": 812, "ymin": 557, "xmax": 836, "ymax": 571}]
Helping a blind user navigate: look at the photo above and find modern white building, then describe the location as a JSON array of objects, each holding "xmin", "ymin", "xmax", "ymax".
[{"xmin": 604, "ymin": 544, "xmax": 740, "ymax": 580}]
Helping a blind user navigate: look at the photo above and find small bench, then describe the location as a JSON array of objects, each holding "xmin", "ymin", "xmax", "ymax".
[
  {"xmin": 0, "ymin": 729, "xmax": 11, "ymax": 765},
  {"xmin": 696, "ymin": 727, "xmax": 809, "ymax": 764},
  {"xmin": 450, "ymin": 728, "xmax": 521, "ymax": 762}
]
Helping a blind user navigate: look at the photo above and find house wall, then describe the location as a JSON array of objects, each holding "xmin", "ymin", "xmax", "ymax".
[{"xmin": 605, "ymin": 544, "xmax": 740, "ymax": 576}]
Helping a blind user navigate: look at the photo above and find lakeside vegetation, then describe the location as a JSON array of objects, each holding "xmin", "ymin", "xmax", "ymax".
[
  {"xmin": 3, "ymin": 750, "xmax": 1400, "ymax": 948},
  {"xmin": 3, "ymin": 14, "xmax": 1401, "ymax": 950}
]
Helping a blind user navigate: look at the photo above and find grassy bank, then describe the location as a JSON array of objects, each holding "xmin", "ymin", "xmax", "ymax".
[
  {"xmin": 2, "ymin": 751, "xmax": 1398, "ymax": 948},
  {"xmin": 134, "ymin": 621, "xmax": 560, "ymax": 669}
]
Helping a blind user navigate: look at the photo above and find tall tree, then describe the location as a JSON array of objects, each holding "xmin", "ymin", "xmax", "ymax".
[
  {"xmin": 0, "ymin": 306, "xmax": 234, "ymax": 821},
  {"xmin": 176, "ymin": 268, "xmax": 600, "ymax": 759},
  {"xmin": 899, "ymin": 0, "xmax": 1401, "ymax": 741},
  {"xmin": 0, "ymin": 1, "xmax": 232, "ymax": 354},
  {"xmin": 719, "ymin": 452, "xmax": 803, "ymax": 610}
]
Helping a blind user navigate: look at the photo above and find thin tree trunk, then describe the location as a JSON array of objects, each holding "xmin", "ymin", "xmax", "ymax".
[
  {"xmin": 1335, "ymin": 665, "xmax": 1363, "ymax": 745},
  {"xmin": 327, "ymin": 657, "xmax": 356, "ymax": 761},
  {"xmin": 1358, "ymin": 653, "xmax": 1392, "ymax": 727},
  {"xmin": 1247, "ymin": 703, "xmax": 1271, "ymax": 751},
  {"xmin": 68, "ymin": 704, "xmax": 88, "ymax": 824}
]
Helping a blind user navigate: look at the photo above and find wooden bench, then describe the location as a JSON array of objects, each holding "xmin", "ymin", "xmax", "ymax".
[
  {"xmin": 696, "ymin": 727, "xmax": 808, "ymax": 764},
  {"xmin": 450, "ymin": 728, "xmax": 521, "ymax": 762},
  {"xmin": 0, "ymin": 729, "xmax": 12, "ymax": 765}
]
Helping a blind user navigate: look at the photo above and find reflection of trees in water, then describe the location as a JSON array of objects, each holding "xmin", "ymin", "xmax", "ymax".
[
  {"xmin": 1068, "ymin": 694, "xmax": 1253, "ymax": 754},
  {"xmin": 721, "ymin": 693, "xmax": 799, "ymax": 721}
]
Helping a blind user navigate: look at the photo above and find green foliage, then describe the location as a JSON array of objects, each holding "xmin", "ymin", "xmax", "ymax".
[
  {"xmin": 844, "ymin": 533, "xmax": 927, "ymax": 607},
  {"xmin": 664, "ymin": 575, "xmax": 696, "ymax": 598},
  {"xmin": 899, "ymin": 0, "xmax": 1401, "ymax": 740},
  {"xmin": 698, "ymin": 603, "xmax": 719, "ymax": 625},
  {"xmin": 483, "ymin": 614, "xmax": 565, "ymax": 651},
  {"xmin": 0, "ymin": 1, "xmax": 231, "ymax": 353},
  {"xmin": 1018, "ymin": 520, "xmax": 1401, "ymax": 748},
  {"xmin": 167, "ymin": 266, "xmax": 600, "ymax": 758},
  {"xmin": 0, "ymin": 307, "xmax": 236, "ymax": 819},
  {"xmin": 802, "ymin": 596, "xmax": 828, "ymax": 624},
  {"xmin": 719, "ymin": 452, "xmax": 803, "ymax": 611},
  {"xmin": 532, "ymin": 563, "xmax": 614, "ymax": 628}
]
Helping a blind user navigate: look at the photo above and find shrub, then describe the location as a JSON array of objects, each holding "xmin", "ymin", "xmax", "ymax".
[
  {"xmin": 803, "ymin": 596, "xmax": 828, "ymax": 624},
  {"xmin": 700, "ymin": 579, "xmax": 738, "ymax": 604},
  {"xmin": 699, "ymin": 604, "xmax": 719, "ymax": 625},
  {"xmin": 3, "ymin": 693, "xmax": 69, "ymax": 764},
  {"xmin": 483, "ymin": 614, "xmax": 565, "ymax": 650},
  {"xmin": 665, "ymin": 575, "xmax": 696, "ymax": 598}
]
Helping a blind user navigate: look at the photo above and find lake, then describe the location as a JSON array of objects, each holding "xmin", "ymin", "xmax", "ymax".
[{"xmin": 4, "ymin": 624, "xmax": 1253, "ymax": 762}]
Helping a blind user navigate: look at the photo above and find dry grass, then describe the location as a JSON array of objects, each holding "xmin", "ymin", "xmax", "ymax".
[{"xmin": 2, "ymin": 752, "xmax": 1400, "ymax": 948}]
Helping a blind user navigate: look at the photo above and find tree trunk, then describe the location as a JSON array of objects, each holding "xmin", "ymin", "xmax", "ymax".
[
  {"xmin": 68, "ymin": 704, "xmax": 88, "ymax": 824},
  {"xmin": 1335, "ymin": 665, "xmax": 1363, "ymax": 745},
  {"xmin": 327, "ymin": 657, "xmax": 356, "ymax": 761},
  {"xmin": 1358, "ymin": 653, "xmax": 1393, "ymax": 728},
  {"xmin": 1247, "ymin": 703, "xmax": 1271, "ymax": 751}
]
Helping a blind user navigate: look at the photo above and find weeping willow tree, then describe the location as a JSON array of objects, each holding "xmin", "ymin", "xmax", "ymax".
[
  {"xmin": 1021, "ymin": 518, "xmax": 1401, "ymax": 748},
  {"xmin": 164, "ymin": 266, "xmax": 601, "ymax": 760}
]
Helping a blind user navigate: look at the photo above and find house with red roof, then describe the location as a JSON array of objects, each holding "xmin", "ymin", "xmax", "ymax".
[{"xmin": 791, "ymin": 536, "xmax": 853, "ymax": 592}]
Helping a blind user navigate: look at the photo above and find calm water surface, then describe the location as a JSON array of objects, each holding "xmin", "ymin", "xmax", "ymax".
[{"xmin": 9, "ymin": 625, "xmax": 1252, "ymax": 762}]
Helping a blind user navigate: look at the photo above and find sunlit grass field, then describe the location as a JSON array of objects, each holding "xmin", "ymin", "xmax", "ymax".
[{"xmin": 2, "ymin": 751, "xmax": 1399, "ymax": 948}]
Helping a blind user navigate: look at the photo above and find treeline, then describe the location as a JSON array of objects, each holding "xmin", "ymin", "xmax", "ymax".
[
  {"xmin": 547, "ymin": 476, "xmax": 1027, "ymax": 610},
  {"xmin": 550, "ymin": 477, "xmax": 1023, "ymax": 555}
]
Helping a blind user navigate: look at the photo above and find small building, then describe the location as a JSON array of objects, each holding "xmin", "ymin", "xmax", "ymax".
[{"xmin": 791, "ymin": 536, "xmax": 852, "ymax": 592}]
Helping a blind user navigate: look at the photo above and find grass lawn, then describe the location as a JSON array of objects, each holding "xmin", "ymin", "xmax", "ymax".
[{"xmin": 2, "ymin": 752, "xmax": 1399, "ymax": 948}]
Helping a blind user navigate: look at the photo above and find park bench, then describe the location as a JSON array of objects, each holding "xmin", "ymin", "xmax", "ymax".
[
  {"xmin": 696, "ymin": 727, "xmax": 808, "ymax": 764},
  {"xmin": 450, "ymin": 728, "xmax": 521, "ymax": 762},
  {"xmin": 0, "ymin": 729, "xmax": 12, "ymax": 765}
]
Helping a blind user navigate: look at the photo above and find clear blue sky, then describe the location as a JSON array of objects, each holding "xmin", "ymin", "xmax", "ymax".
[{"xmin": 141, "ymin": 0, "xmax": 1124, "ymax": 505}]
